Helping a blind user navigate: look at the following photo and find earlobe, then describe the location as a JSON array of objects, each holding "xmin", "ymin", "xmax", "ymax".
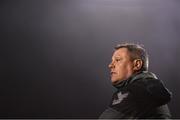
[{"xmin": 133, "ymin": 59, "xmax": 143, "ymax": 71}]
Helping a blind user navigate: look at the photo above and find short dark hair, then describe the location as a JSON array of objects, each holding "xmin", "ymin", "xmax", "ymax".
[{"xmin": 115, "ymin": 43, "xmax": 149, "ymax": 71}]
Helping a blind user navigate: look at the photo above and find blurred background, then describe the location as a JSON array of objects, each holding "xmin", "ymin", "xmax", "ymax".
[{"xmin": 0, "ymin": 0, "xmax": 180, "ymax": 118}]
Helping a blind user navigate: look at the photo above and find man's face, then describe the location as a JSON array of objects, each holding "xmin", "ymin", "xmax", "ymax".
[{"xmin": 109, "ymin": 48, "xmax": 134, "ymax": 84}]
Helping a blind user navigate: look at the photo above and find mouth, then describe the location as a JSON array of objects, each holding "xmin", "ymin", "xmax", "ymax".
[{"xmin": 110, "ymin": 71, "xmax": 116, "ymax": 76}]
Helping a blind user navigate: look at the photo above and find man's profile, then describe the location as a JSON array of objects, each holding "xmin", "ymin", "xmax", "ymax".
[{"xmin": 99, "ymin": 43, "xmax": 172, "ymax": 119}]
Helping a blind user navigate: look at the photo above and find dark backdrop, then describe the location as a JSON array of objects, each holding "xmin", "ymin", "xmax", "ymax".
[{"xmin": 0, "ymin": 0, "xmax": 180, "ymax": 118}]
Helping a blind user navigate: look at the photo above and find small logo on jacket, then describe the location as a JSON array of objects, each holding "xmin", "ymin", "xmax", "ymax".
[{"xmin": 112, "ymin": 92, "xmax": 129, "ymax": 105}]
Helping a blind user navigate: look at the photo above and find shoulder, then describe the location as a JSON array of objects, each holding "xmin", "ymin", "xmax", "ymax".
[{"xmin": 126, "ymin": 78, "xmax": 172, "ymax": 106}]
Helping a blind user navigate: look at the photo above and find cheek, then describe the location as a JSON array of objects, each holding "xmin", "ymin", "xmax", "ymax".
[
  {"xmin": 116, "ymin": 62, "xmax": 133, "ymax": 74},
  {"xmin": 116, "ymin": 63, "xmax": 127, "ymax": 74},
  {"xmin": 124, "ymin": 63, "xmax": 134, "ymax": 77}
]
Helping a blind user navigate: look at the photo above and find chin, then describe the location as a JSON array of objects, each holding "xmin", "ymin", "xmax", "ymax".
[
  {"xmin": 111, "ymin": 78, "xmax": 119, "ymax": 83},
  {"xmin": 111, "ymin": 78, "xmax": 123, "ymax": 85},
  {"xmin": 111, "ymin": 79, "xmax": 116, "ymax": 83}
]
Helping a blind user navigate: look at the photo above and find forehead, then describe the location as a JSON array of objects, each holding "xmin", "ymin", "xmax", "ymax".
[{"xmin": 112, "ymin": 48, "xmax": 130, "ymax": 58}]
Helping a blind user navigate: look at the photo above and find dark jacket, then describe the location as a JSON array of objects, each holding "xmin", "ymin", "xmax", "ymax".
[{"xmin": 99, "ymin": 71, "xmax": 172, "ymax": 119}]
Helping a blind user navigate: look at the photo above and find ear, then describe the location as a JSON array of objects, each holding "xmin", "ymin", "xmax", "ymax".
[{"xmin": 133, "ymin": 59, "xmax": 143, "ymax": 71}]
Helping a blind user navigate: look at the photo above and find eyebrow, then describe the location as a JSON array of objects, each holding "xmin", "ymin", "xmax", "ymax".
[
  {"xmin": 114, "ymin": 56, "xmax": 121, "ymax": 58},
  {"xmin": 114, "ymin": 56, "xmax": 122, "ymax": 58},
  {"xmin": 112, "ymin": 56, "xmax": 122, "ymax": 60}
]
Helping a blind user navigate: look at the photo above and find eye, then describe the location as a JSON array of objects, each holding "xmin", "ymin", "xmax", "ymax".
[{"xmin": 115, "ymin": 58, "xmax": 122, "ymax": 62}]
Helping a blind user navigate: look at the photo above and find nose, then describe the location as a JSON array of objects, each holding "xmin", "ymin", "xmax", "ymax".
[{"xmin": 108, "ymin": 61, "xmax": 114, "ymax": 69}]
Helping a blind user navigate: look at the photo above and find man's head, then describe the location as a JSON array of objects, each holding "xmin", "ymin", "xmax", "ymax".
[{"xmin": 109, "ymin": 43, "xmax": 149, "ymax": 85}]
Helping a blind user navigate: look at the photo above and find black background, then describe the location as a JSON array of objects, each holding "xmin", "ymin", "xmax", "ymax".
[{"xmin": 0, "ymin": 0, "xmax": 180, "ymax": 118}]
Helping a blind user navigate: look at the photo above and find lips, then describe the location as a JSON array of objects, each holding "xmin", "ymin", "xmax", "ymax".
[{"xmin": 110, "ymin": 71, "xmax": 116, "ymax": 75}]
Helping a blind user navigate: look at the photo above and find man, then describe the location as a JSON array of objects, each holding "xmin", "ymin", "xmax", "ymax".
[{"xmin": 99, "ymin": 43, "xmax": 172, "ymax": 119}]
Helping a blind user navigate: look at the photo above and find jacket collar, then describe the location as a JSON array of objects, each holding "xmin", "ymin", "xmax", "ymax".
[{"xmin": 113, "ymin": 71, "xmax": 158, "ymax": 89}]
